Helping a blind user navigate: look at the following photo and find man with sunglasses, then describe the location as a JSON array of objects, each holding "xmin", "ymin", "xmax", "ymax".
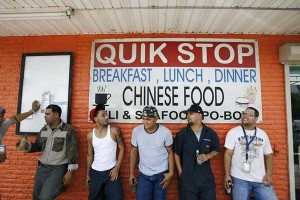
[
  {"xmin": 129, "ymin": 106, "xmax": 174, "ymax": 200},
  {"xmin": 224, "ymin": 107, "xmax": 277, "ymax": 200},
  {"xmin": 0, "ymin": 100, "xmax": 40, "ymax": 164},
  {"xmin": 17, "ymin": 104, "xmax": 78, "ymax": 200},
  {"xmin": 174, "ymin": 104, "xmax": 220, "ymax": 200}
]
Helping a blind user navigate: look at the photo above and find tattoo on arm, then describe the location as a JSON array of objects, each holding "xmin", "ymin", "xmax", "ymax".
[{"xmin": 116, "ymin": 127, "xmax": 124, "ymax": 145}]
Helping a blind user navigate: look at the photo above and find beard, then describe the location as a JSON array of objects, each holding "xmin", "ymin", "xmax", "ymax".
[{"xmin": 188, "ymin": 120, "xmax": 193, "ymax": 126}]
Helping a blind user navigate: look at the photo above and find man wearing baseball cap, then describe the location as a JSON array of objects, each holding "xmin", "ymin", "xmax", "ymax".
[
  {"xmin": 0, "ymin": 100, "xmax": 40, "ymax": 163},
  {"xmin": 129, "ymin": 106, "xmax": 174, "ymax": 200},
  {"xmin": 174, "ymin": 104, "xmax": 221, "ymax": 200}
]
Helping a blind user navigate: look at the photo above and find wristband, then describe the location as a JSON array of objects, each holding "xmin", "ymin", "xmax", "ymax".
[{"xmin": 30, "ymin": 109, "xmax": 35, "ymax": 114}]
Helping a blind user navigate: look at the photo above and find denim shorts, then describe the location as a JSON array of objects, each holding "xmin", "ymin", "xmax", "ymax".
[
  {"xmin": 232, "ymin": 176, "xmax": 278, "ymax": 200},
  {"xmin": 137, "ymin": 172, "xmax": 167, "ymax": 200}
]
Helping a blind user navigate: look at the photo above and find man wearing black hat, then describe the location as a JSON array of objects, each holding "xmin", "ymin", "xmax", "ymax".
[
  {"xmin": 174, "ymin": 104, "xmax": 221, "ymax": 200},
  {"xmin": 129, "ymin": 106, "xmax": 174, "ymax": 200},
  {"xmin": 0, "ymin": 100, "xmax": 40, "ymax": 163}
]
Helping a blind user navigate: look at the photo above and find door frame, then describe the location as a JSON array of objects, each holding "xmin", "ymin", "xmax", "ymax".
[{"xmin": 285, "ymin": 64, "xmax": 296, "ymax": 200}]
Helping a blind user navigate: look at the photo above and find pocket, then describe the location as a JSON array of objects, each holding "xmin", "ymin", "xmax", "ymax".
[
  {"xmin": 52, "ymin": 137, "xmax": 65, "ymax": 152},
  {"xmin": 202, "ymin": 140, "xmax": 212, "ymax": 153}
]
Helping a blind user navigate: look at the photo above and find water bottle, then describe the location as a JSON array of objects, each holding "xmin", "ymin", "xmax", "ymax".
[
  {"xmin": 225, "ymin": 180, "xmax": 233, "ymax": 195},
  {"xmin": 41, "ymin": 91, "xmax": 50, "ymax": 113},
  {"xmin": 196, "ymin": 150, "xmax": 201, "ymax": 165}
]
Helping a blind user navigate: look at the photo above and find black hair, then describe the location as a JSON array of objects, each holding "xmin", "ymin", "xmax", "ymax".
[
  {"xmin": 93, "ymin": 104, "xmax": 105, "ymax": 118},
  {"xmin": 46, "ymin": 104, "xmax": 62, "ymax": 117},
  {"xmin": 246, "ymin": 107, "xmax": 259, "ymax": 117}
]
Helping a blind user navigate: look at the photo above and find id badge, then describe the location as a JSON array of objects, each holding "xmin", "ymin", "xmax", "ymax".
[{"xmin": 242, "ymin": 162, "xmax": 251, "ymax": 173}]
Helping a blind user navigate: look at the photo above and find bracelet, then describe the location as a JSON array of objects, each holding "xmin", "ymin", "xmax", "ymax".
[{"xmin": 30, "ymin": 109, "xmax": 35, "ymax": 114}]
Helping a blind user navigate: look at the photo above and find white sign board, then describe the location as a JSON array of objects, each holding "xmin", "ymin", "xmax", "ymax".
[
  {"xmin": 89, "ymin": 38, "xmax": 262, "ymax": 123},
  {"xmin": 17, "ymin": 53, "xmax": 73, "ymax": 134}
]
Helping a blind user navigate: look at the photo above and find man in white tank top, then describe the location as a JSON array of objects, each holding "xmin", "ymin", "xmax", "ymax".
[
  {"xmin": 129, "ymin": 106, "xmax": 174, "ymax": 200},
  {"xmin": 86, "ymin": 104, "xmax": 125, "ymax": 200}
]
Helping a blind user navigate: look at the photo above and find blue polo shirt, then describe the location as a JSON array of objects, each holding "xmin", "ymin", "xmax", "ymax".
[{"xmin": 174, "ymin": 124, "xmax": 221, "ymax": 192}]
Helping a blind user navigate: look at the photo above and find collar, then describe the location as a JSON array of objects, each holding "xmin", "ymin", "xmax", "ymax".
[{"xmin": 47, "ymin": 120, "xmax": 64, "ymax": 130}]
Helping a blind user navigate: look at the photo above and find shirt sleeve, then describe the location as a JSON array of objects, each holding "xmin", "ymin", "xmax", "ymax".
[
  {"xmin": 263, "ymin": 133, "xmax": 273, "ymax": 155},
  {"xmin": 66, "ymin": 127, "xmax": 78, "ymax": 170},
  {"xmin": 224, "ymin": 129, "xmax": 236, "ymax": 150},
  {"xmin": 0, "ymin": 119, "xmax": 12, "ymax": 142},
  {"xmin": 164, "ymin": 130, "xmax": 173, "ymax": 147},
  {"xmin": 27, "ymin": 131, "xmax": 43, "ymax": 153},
  {"xmin": 174, "ymin": 130, "xmax": 183, "ymax": 156},
  {"xmin": 211, "ymin": 130, "xmax": 221, "ymax": 152},
  {"xmin": 131, "ymin": 128, "xmax": 138, "ymax": 147}
]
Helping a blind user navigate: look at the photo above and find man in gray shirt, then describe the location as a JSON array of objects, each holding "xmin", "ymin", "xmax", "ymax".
[
  {"xmin": 0, "ymin": 100, "xmax": 40, "ymax": 163},
  {"xmin": 129, "ymin": 106, "xmax": 174, "ymax": 200},
  {"xmin": 18, "ymin": 104, "xmax": 78, "ymax": 200}
]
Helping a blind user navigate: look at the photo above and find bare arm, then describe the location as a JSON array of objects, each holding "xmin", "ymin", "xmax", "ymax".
[
  {"xmin": 198, "ymin": 150, "xmax": 219, "ymax": 164},
  {"xmin": 10, "ymin": 100, "xmax": 40, "ymax": 124},
  {"xmin": 174, "ymin": 153, "xmax": 182, "ymax": 176},
  {"xmin": 263, "ymin": 153, "xmax": 274, "ymax": 185},
  {"xmin": 109, "ymin": 126, "xmax": 125, "ymax": 181},
  {"xmin": 86, "ymin": 131, "xmax": 94, "ymax": 187},
  {"xmin": 224, "ymin": 148, "xmax": 233, "ymax": 189},
  {"xmin": 160, "ymin": 146, "xmax": 174, "ymax": 189},
  {"xmin": 129, "ymin": 146, "xmax": 138, "ymax": 186},
  {"xmin": 115, "ymin": 126, "xmax": 125, "ymax": 170}
]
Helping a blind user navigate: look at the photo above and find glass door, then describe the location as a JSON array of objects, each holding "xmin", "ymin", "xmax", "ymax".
[{"xmin": 290, "ymin": 66, "xmax": 300, "ymax": 199}]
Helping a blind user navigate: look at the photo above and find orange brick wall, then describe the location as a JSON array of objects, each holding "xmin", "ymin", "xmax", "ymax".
[{"xmin": 0, "ymin": 34, "xmax": 300, "ymax": 200}]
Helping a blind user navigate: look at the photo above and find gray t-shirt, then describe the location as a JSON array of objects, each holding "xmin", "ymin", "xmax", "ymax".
[
  {"xmin": 131, "ymin": 124, "xmax": 173, "ymax": 176},
  {"xmin": 0, "ymin": 119, "xmax": 12, "ymax": 144}
]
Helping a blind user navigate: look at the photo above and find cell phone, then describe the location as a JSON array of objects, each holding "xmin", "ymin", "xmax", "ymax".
[
  {"xmin": 132, "ymin": 178, "xmax": 137, "ymax": 193},
  {"xmin": 88, "ymin": 179, "xmax": 91, "ymax": 186}
]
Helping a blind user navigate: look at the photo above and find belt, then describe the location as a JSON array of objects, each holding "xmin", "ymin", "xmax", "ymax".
[
  {"xmin": 38, "ymin": 161, "xmax": 50, "ymax": 167},
  {"xmin": 38, "ymin": 161, "xmax": 67, "ymax": 167}
]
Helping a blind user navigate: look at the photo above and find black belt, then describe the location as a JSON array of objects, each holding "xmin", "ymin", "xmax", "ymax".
[
  {"xmin": 38, "ymin": 161, "xmax": 49, "ymax": 167},
  {"xmin": 38, "ymin": 161, "xmax": 67, "ymax": 167}
]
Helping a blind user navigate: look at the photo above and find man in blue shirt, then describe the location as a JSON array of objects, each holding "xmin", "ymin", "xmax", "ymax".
[
  {"xmin": 174, "ymin": 104, "xmax": 221, "ymax": 200},
  {"xmin": 0, "ymin": 100, "xmax": 40, "ymax": 163}
]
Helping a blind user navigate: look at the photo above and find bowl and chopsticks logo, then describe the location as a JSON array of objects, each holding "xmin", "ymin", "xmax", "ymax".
[{"xmin": 235, "ymin": 86, "xmax": 257, "ymax": 107}]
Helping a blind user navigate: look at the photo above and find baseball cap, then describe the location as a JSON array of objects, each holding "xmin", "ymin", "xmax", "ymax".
[
  {"xmin": 142, "ymin": 106, "xmax": 158, "ymax": 118},
  {"xmin": 183, "ymin": 104, "xmax": 204, "ymax": 115},
  {"xmin": 0, "ymin": 106, "xmax": 5, "ymax": 115}
]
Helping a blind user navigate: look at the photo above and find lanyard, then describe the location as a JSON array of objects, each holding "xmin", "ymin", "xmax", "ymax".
[{"xmin": 242, "ymin": 126, "xmax": 257, "ymax": 162}]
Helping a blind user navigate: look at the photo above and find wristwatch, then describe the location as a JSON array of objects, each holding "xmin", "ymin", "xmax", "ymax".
[{"xmin": 68, "ymin": 169, "xmax": 74, "ymax": 173}]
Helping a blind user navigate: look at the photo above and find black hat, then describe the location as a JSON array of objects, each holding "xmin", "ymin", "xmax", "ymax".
[
  {"xmin": 142, "ymin": 106, "xmax": 158, "ymax": 118},
  {"xmin": 183, "ymin": 104, "xmax": 204, "ymax": 115}
]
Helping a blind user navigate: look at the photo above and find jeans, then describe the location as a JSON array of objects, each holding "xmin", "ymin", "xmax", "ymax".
[
  {"xmin": 137, "ymin": 172, "xmax": 166, "ymax": 200},
  {"xmin": 232, "ymin": 176, "xmax": 278, "ymax": 200},
  {"xmin": 89, "ymin": 168, "xmax": 124, "ymax": 200},
  {"xmin": 33, "ymin": 164, "xmax": 67, "ymax": 200}
]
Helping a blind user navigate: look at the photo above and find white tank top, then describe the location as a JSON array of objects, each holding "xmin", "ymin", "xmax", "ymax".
[{"xmin": 91, "ymin": 125, "xmax": 117, "ymax": 171}]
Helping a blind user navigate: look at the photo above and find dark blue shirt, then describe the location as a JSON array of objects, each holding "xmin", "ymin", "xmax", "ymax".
[{"xmin": 174, "ymin": 124, "xmax": 221, "ymax": 192}]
